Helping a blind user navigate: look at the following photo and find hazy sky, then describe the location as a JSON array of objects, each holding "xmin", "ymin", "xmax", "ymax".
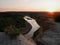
[{"xmin": 0, "ymin": 0, "xmax": 60, "ymax": 12}]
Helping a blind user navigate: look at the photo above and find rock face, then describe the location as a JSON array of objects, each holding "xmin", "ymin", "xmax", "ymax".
[
  {"xmin": 30, "ymin": 15, "xmax": 54, "ymax": 40},
  {"xmin": 0, "ymin": 32, "xmax": 21, "ymax": 45},
  {"xmin": 40, "ymin": 22, "xmax": 60, "ymax": 45}
]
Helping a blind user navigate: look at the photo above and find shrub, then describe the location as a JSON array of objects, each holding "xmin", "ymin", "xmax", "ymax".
[{"xmin": 4, "ymin": 25, "xmax": 20, "ymax": 39}]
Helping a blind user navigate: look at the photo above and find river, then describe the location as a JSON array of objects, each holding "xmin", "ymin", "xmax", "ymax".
[{"xmin": 23, "ymin": 16, "xmax": 40, "ymax": 38}]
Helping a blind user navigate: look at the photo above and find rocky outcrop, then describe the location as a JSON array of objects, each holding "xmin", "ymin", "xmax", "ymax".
[
  {"xmin": 40, "ymin": 23, "xmax": 60, "ymax": 45},
  {"xmin": 31, "ymin": 15, "xmax": 55, "ymax": 45},
  {"xmin": 0, "ymin": 32, "xmax": 21, "ymax": 45}
]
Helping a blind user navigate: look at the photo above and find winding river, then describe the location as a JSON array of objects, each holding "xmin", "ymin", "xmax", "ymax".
[
  {"xmin": 18, "ymin": 16, "xmax": 40, "ymax": 45},
  {"xmin": 23, "ymin": 16, "xmax": 40, "ymax": 38}
]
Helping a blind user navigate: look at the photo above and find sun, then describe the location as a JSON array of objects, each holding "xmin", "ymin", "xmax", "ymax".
[
  {"xmin": 47, "ymin": 7, "xmax": 55, "ymax": 12},
  {"xmin": 45, "ymin": 0, "xmax": 58, "ymax": 12}
]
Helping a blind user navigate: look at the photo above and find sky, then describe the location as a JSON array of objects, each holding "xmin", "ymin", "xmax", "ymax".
[{"xmin": 0, "ymin": 0, "xmax": 60, "ymax": 12}]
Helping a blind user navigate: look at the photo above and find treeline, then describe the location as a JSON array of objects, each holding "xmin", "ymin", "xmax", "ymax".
[{"xmin": 0, "ymin": 12, "xmax": 27, "ymax": 39}]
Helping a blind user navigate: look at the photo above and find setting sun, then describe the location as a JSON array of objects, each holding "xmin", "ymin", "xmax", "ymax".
[{"xmin": 45, "ymin": 0, "xmax": 58, "ymax": 12}]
